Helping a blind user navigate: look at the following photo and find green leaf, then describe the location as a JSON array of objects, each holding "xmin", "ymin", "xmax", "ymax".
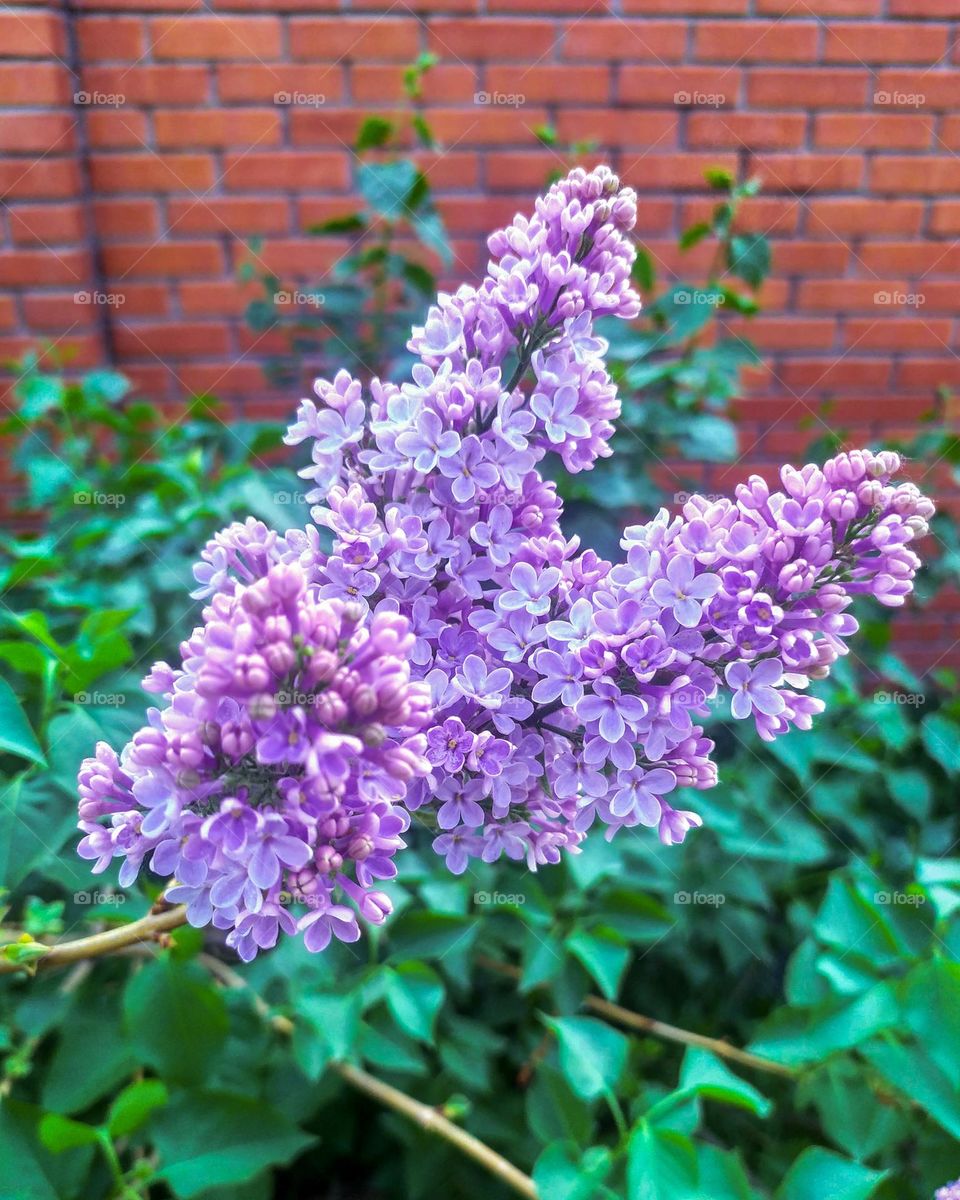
[
  {"xmin": 677, "ymin": 413, "xmax": 737, "ymax": 462},
  {"xmin": 357, "ymin": 160, "xmax": 419, "ymax": 219},
  {"xmin": 679, "ymin": 222, "xmax": 712, "ymax": 251},
  {"xmin": 151, "ymin": 1092, "xmax": 316, "ymax": 1199},
  {"xmin": 704, "ymin": 167, "xmax": 735, "ymax": 190},
  {"xmin": 293, "ymin": 990, "xmax": 362, "ymax": 1079},
  {"xmin": 627, "ymin": 1121, "xmax": 699, "ymax": 1200},
  {"xmin": 632, "ymin": 248, "xmax": 655, "ymax": 291},
  {"xmin": 123, "ymin": 959, "xmax": 228, "ymax": 1086},
  {"xmin": 921, "ymin": 712, "xmax": 960, "ymax": 773},
  {"xmin": 106, "ymin": 1079, "xmax": 169, "ymax": 1138},
  {"xmin": 679, "ymin": 1049, "xmax": 772, "ymax": 1118},
  {"xmin": 533, "ymin": 1142, "xmax": 613, "ymax": 1200},
  {"xmin": 0, "ymin": 677, "xmax": 45, "ymax": 765},
  {"xmin": 902, "ymin": 959, "xmax": 960, "ymax": 1079},
  {"xmin": 542, "ymin": 1016, "xmax": 628, "ymax": 1102},
  {"xmin": 355, "ymin": 115, "xmax": 394, "ymax": 151},
  {"xmin": 308, "ymin": 213, "xmax": 366, "ymax": 235},
  {"xmin": 38, "ymin": 1114, "xmax": 100, "ymax": 1154},
  {"xmin": 385, "ymin": 962, "xmax": 445, "ymax": 1042},
  {"xmin": 776, "ymin": 1147, "xmax": 888, "ymax": 1200},
  {"xmin": 862, "ymin": 1035, "xmax": 960, "ymax": 1139},
  {"xmin": 526, "ymin": 1065, "xmax": 595, "ymax": 1147},
  {"xmin": 567, "ymin": 927, "xmax": 630, "ymax": 1000},
  {"xmin": 726, "ymin": 233, "xmax": 771, "ymax": 288},
  {"xmin": 387, "ymin": 910, "xmax": 476, "ymax": 960}
]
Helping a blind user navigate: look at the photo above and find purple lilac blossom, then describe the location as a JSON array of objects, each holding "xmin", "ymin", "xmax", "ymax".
[{"xmin": 78, "ymin": 165, "xmax": 935, "ymax": 953}]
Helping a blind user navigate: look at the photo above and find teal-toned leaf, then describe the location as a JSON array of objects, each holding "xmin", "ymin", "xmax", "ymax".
[
  {"xmin": 385, "ymin": 962, "xmax": 445, "ymax": 1042},
  {"xmin": 726, "ymin": 233, "xmax": 771, "ymax": 288},
  {"xmin": 0, "ymin": 677, "xmax": 45, "ymax": 765},
  {"xmin": 106, "ymin": 1079, "xmax": 169, "ymax": 1138},
  {"xmin": 542, "ymin": 1015, "xmax": 628, "ymax": 1102},
  {"xmin": 776, "ymin": 1147, "xmax": 888, "ymax": 1200},
  {"xmin": 358, "ymin": 160, "xmax": 419, "ymax": 219},
  {"xmin": 679, "ymin": 1049, "xmax": 772, "ymax": 1117},
  {"xmin": 627, "ymin": 1121, "xmax": 699, "ymax": 1200},
  {"xmin": 567, "ymin": 926, "xmax": 630, "ymax": 1000},
  {"xmin": 534, "ymin": 1142, "xmax": 614, "ymax": 1200}
]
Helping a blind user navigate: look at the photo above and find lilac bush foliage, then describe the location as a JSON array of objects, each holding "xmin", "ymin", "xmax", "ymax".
[{"xmin": 77, "ymin": 166, "xmax": 934, "ymax": 960}]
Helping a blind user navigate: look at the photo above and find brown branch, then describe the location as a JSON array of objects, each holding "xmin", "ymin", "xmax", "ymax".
[
  {"xmin": 478, "ymin": 955, "xmax": 795, "ymax": 1079},
  {"xmin": 0, "ymin": 905, "xmax": 189, "ymax": 976}
]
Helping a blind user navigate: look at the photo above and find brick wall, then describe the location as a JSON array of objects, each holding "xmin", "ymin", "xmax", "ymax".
[{"xmin": 1, "ymin": 1, "xmax": 958, "ymax": 663}]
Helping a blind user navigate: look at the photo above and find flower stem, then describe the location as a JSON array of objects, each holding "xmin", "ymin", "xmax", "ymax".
[{"xmin": 0, "ymin": 905, "xmax": 189, "ymax": 976}]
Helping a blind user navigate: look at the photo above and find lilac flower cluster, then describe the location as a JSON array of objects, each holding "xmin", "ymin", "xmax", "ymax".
[
  {"xmin": 937, "ymin": 1182, "xmax": 960, "ymax": 1200},
  {"xmin": 77, "ymin": 165, "xmax": 933, "ymax": 956},
  {"xmin": 78, "ymin": 564, "xmax": 430, "ymax": 960}
]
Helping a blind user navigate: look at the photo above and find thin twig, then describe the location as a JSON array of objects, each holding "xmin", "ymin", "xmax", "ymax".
[
  {"xmin": 199, "ymin": 956, "xmax": 538, "ymax": 1198},
  {"xmin": 478, "ymin": 956, "xmax": 795, "ymax": 1079},
  {"xmin": 0, "ymin": 905, "xmax": 189, "ymax": 975}
]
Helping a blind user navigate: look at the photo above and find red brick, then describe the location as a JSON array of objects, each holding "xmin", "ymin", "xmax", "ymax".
[
  {"xmin": 897, "ymin": 359, "xmax": 960, "ymax": 389},
  {"xmin": 179, "ymin": 364, "xmax": 267, "ymax": 395},
  {"xmin": 152, "ymin": 16, "xmax": 282, "ymax": 61},
  {"xmin": 0, "ymin": 297, "xmax": 17, "ymax": 331},
  {"xmin": 688, "ymin": 112, "xmax": 806, "ymax": 149},
  {"xmin": 155, "ymin": 108, "xmax": 281, "ymax": 149},
  {"xmin": 694, "ymin": 21, "xmax": 818, "ymax": 62},
  {"xmin": 22, "ymin": 293, "xmax": 98, "ymax": 332},
  {"xmin": 797, "ymin": 280, "xmax": 909, "ymax": 311},
  {"xmin": 77, "ymin": 16, "xmax": 144, "ymax": 60},
  {"xmin": 487, "ymin": 0, "xmax": 599, "ymax": 8},
  {"xmin": 930, "ymin": 201, "xmax": 960, "ymax": 236},
  {"xmin": 747, "ymin": 68, "xmax": 868, "ymax": 109},
  {"xmin": 563, "ymin": 21, "xmax": 686, "ymax": 61},
  {"xmin": 620, "ymin": 66, "xmax": 737, "ymax": 106},
  {"xmin": 436, "ymin": 195, "xmax": 533, "ymax": 234},
  {"xmin": 218, "ymin": 64, "xmax": 344, "ymax": 103},
  {"xmin": 428, "ymin": 18, "xmax": 555, "ymax": 60},
  {"xmin": 413, "ymin": 150, "xmax": 480, "ymax": 191},
  {"xmin": 624, "ymin": 0, "xmax": 745, "ymax": 10},
  {"xmin": 8, "ymin": 203, "xmax": 85, "ymax": 245},
  {"xmin": 293, "ymin": 106, "xmax": 551, "ymax": 147},
  {"xmin": 872, "ymin": 155, "xmax": 960, "ymax": 193},
  {"xmin": 0, "ymin": 62, "xmax": 69, "ymax": 105},
  {"xmin": 824, "ymin": 22, "xmax": 948, "ymax": 63},
  {"xmin": 0, "ymin": 158, "xmax": 79, "ymax": 199},
  {"xmin": 180, "ymin": 280, "xmax": 262, "ymax": 317},
  {"xmin": 0, "ymin": 248, "xmax": 89, "ymax": 287},
  {"xmin": 875, "ymin": 70, "xmax": 958, "ymax": 109},
  {"xmin": 0, "ymin": 9, "xmax": 65, "ymax": 57},
  {"xmin": 93, "ymin": 199, "xmax": 159, "ymax": 239},
  {"xmin": 114, "ymin": 322, "xmax": 231, "ymax": 359},
  {"xmin": 556, "ymin": 110, "xmax": 678, "ymax": 147},
  {"xmin": 753, "ymin": 154, "xmax": 864, "ymax": 193},
  {"xmin": 772, "ymin": 241, "xmax": 849, "ymax": 274},
  {"xmin": 86, "ymin": 110, "xmax": 148, "ymax": 149},
  {"xmin": 104, "ymin": 284, "xmax": 170, "ymax": 316},
  {"xmin": 82, "ymin": 65, "xmax": 209, "ymax": 105},
  {"xmin": 933, "ymin": 114, "xmax": 960, "ymax": 149},
  {"xmin": 890, "ymin": 0, "xmax": 960, "ymax": 13},
  {"xmin": 815, "ymin": 113, "xmax": 934, "ymax": 150},
  {"xmin": 90, "ymin": 154, "xmax": 215, "ymax": 193},
  {"xmin": 758, "ymin": 0, "xmax": 879, "ymax": 11},
  {"xmin": 168, "ymin": 196, "xmax": 291, "ymax": 235},
  {"xmin": 681, "ymin": 195, "xmax": 800, "ymax": 234},
  {"xmin": 292, "ymin": 18, "xmax": 419, "ymax": 61},
  {"xmin": 859, "ymin": 241, "xmax": 960, "ymax": 274},
  {"xmin": 486, "ymin": 65, "xmax": 609, "ymax": 105},
  {"xmin": 0, "ymin": 112, "xmax": 75, "ymax": 153},
  {"xmin": 222, "ymin": 151, "xmax": 349, "ymax": 191},
  {"xmin": 806, "ymin": 198, "xmax": 924, "ymax": 237},
  {"xmin": 778, "ymin": 358, "xmax": 891, "ymax": 391},
  {"xmin": 252, "ymin": 237, "xmax": 351, "ymax": 276},
  {"xmin": 731, "ymin": 317, "xmax": 837, "ymax": 350},
  {"xmin": 103, "ymin": 242, "xmax": 224, "ymax": 280},
  {"xmin": 918, "ymin": 282, "xmax": 960, "ymax": 312},
  {"xmin": 845, "ymin": 318, "xmax": 951, "ymax": 350}
]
